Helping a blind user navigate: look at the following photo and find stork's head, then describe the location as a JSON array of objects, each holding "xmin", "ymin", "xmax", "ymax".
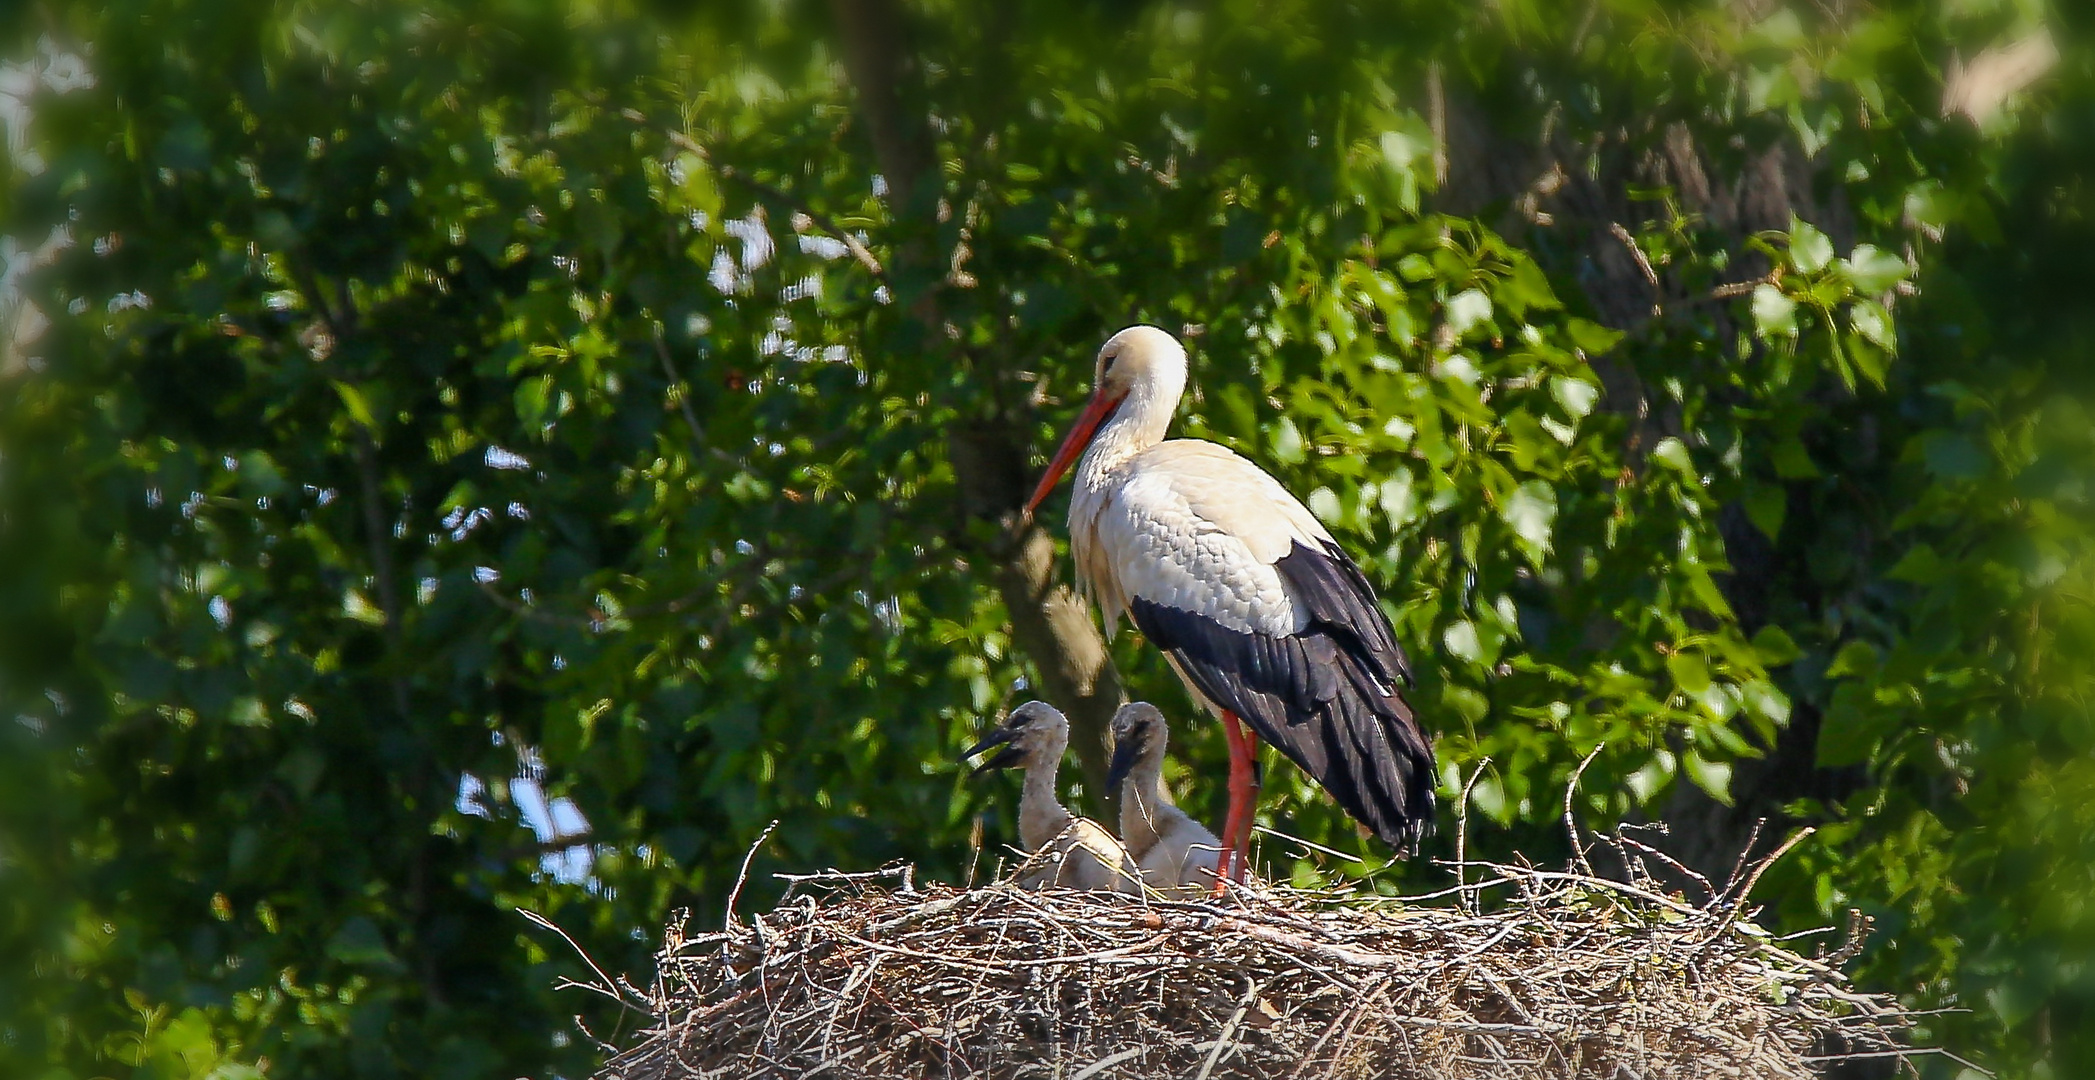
[
  {"xmin": 1105, "ymin": 701, "xmax": 1169, "ymax": 793},
  {"xmin": 1025, "ymin": 325, "xmax": 1188, "ymax": 518},
  {"xmin": 1092, "ymin": 325, "xmax": 1186, "ymax": 401},
  {"xmin": 962, "ymin": 700, "xmax": 1070, "ymax": 776}
]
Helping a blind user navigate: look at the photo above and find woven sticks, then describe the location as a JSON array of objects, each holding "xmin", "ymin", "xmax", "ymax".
[{"xmin": 598, "ymin": 852, "xmax": 1920, "ymax": 1080}]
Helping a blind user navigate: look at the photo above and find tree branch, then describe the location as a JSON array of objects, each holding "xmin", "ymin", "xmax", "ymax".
[{"xmin": 290, "ymin": 261, "xmax": 409, "ymax": 719}]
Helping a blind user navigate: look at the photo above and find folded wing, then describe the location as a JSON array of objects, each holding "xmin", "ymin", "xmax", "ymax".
[{"xmin": 1091, "ymin": 441, "xmax": 1436, "ymax": 849}]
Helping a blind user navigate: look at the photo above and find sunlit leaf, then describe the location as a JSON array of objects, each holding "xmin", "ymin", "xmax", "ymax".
[
  {"xmin": 1789, "ymin": 216, "xmax": 1835, "ymax": 274},
  {"xmin": 1842, "ymin": 245, "xmax": 1909, "ymax": 294},
  {"xmin": 1751, "ymin": 284, "xmax": 1798, "ymax": 338},
  {"xmin": 1445, "ymin": 289, "xmax": 1493, "ymax": 338}
]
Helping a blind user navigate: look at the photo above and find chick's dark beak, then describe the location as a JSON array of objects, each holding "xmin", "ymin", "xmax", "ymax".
[
  {"xmin": 1105, "ymin": 729, "xmax": 1143, "ymax": 793},
  {"xmin": 962, "ymin": 728, "xmax": 1024, "ymax": 776},
  {"xmin": 969, "ymin": 745, "xmax": 1026, "ymax": 777}
]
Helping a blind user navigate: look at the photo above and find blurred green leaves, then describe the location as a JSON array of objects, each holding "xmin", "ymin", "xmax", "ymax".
[{"xmin": 0, "ymin": 1, "xmax": 2090, "ymax": 1079}]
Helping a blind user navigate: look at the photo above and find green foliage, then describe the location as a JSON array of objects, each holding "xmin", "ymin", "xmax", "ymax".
[{"xmin": 1, "ymin": 1, "xmax": 2089, "ymax": 1078}]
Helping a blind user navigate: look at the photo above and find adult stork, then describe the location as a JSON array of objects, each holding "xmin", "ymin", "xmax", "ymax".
[{"xmin": 1025, "ymin": 325, "xmax": 1436, "ymax": 886}]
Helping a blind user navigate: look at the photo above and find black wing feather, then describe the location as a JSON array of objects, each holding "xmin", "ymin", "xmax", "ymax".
[{"xmin": 1129, "ymin": 539, "xmax": 1435, "ymax": 851}]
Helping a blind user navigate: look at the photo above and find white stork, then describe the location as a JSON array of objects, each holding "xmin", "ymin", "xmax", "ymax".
[
  {"xmin": 963, "ymin": 700, "xmax": 1141, "ymax": 893},
  {"xmin": 1025, "ymin": 325, "xmax": 1436, "ymax": 886},
  {"xmin": 1107, "ymin": 701, "xmax": 1222, "ymax": 894}
]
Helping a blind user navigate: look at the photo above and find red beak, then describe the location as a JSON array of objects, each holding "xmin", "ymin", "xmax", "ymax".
[{"xmin": 1024, "ymin": 391, "xmax": 1125, "ymax": 518}]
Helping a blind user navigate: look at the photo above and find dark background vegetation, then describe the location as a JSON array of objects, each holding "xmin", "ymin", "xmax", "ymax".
[{"xmin": 1, "ymin": 0, "xmax": 2091, "ymax": 1076}]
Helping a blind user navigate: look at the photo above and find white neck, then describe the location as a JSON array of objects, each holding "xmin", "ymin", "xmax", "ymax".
[
  {"xmin": 1075, "ymin": 368, "xmax": 1182, "ymax": 496},
  {"xmin": 1017, "ymin": 738, "xmax": 1075, "ymax": 852},
  {"xmin": 1117, "ymin": 748, "xmax": 1175, "ymax": 856}
]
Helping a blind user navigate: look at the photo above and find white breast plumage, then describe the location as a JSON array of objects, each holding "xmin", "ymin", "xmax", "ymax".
[{"xmin": 1072, "ymin": 440, "xmax": 1326, "ymax": 639}]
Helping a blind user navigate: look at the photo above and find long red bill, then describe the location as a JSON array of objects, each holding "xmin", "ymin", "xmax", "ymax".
[{"xmin": 1023, "ymin": 391, "xmax": 1124, "ymax": 519}]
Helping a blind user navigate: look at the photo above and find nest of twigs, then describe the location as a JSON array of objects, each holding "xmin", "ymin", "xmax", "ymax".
[{"xmin": 595, "ymin": 836, "xmax": 1924, "ymax": 1080}]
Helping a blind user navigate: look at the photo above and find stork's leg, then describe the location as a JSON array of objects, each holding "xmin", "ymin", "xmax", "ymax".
[
  {"xmin": 1213, "ymin": 713, "xmax": 1245, "ymax": 891},
  {"xmin": 1214, "ymin": 711, "xmax": 1257, "ymax": 893},
  {"xmin": 1226, "ymin": 712, "xmax": 1259, "ymax": 883}
]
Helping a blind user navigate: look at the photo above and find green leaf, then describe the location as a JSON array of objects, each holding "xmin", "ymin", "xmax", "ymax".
[
  {"xmin": 516, "ymin": 375, "xmax": 554, "ymax": 426},
  {"xmin": 1379, "ymin": 127, "xmax": 1431, "ymax": 173},
  {"xmin": 1750, "ymin": 8, "xmax": 1807, "ymax": 49},
  {"xmin": 1565, "ymin": 318, "xmax": 1624, "ymax": 356},
  {"xmin": 1988, "ymin": 982, "xmax": 2043, "ymax": 1027},
  {"xmin": 1307, "ymin": 485, "xmax": 1342, "ymax": 524},
  {"xmin": 1849, "ymin": 299, "xmax": 1895, "ymax": 350},
  {"xmin": 1744, "ymin": 480, "xmax": 1786, "ymax": 540},
  {"xmin": 333, "ymin": 381, "xmax": 379, "ymax": 430},
  {"xmin": 326, "ymin": 916, "xmax": 403, "ymax": 970},
  {"xmin": 1378, "ymin": 471, "xmax": 1418, "ymax": 526},
  {"xmin": 1903, "ymin": 181, "xmax": 1952, "ymax": 231},
  {"xmin": 1502, "ymin": 256, "xmax": 1559, "ymax": 315},
  {"xmin": 1683, "ymin": 750, "xmax": 1734, "ymax": 804},
  {"xmin": 342, "ymin": 590, "xmax": 387, "ymax": 626},
  {"xmin": 1741, "ymin": 679, "xmax": 1792, "ymax": 725},
  {"xmin": 1841, "ymin": 244, "xmax": 1908, "ymax": 293},
  {"xmin": 1467, "ymin": 773, "xmax": 1511, "ymax": 824},
  {"xmin": 1771, "ymin": 437, "xmax": 1820, "ymax": 479},
  {"xmin": 1825, "ymin": 640, "xmax": 1880, "ymax": 678},
  {"xmin": 1550, "ymin": 376, "xmax": 1598, "ymax": 420},
  {"xmin": 1445, "ymin": 289, "xmax": 1493, "ymax": 338},
  {"xmin": 1816, "ymin": 683, "xmax": 1890, "ymax": 767},
  {"xmin": 1442, "ymin": 620, "xmax": 1483, "ymax": 664},
  {"xmin": 1625, "ymin": 750, "xmax": 1676, "ymax": 804},
  {"xmin": 1886, "ymin": 543, "xmax": 1948, "ymax": 585},
  {"xmin": 1751, "ymin": 284, "xmax": 1798, "ymax": 338},
  {"xmin": 1667, "ymin": 650, "xmax": 1712, "ymax": 694},
  {"xmin": 1441, "ymin": 685, "xmax": 1491, "ymax": 724},
  {"xmin": 1651, "ymin": 437, "xmax": 1695, "ymax": 474},
  {"xmin": 1789, "ymin": 216, "xmax": 1834, "ymax": 274},
  {"xmin": 1500, "ymin": 480, "xmax": 1556, "ymax": 560},
  {"xmin": 1270, "ymin": 416, "xmax": 1306, "ymax": 464},
  {"xmin": 1922, "ymin": 433, "xmax": 1987, "ymax": 481},
  {"xmin": 1750, "ymin": 625, "xmax": 1802, "ymax": 666},
  {"xmin": 236, "ymin": 451, "xmax": 287, "ymax": 496}
]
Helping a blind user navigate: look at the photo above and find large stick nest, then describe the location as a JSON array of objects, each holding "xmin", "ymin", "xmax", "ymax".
[{"xmin": 596, "ymin": 844, "xmax": 1922, "ymax": 1079}]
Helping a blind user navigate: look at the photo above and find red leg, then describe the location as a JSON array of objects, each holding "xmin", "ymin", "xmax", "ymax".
[
  {"xmin": 1226, "ymin": 713, "xmax": 1259, "ymax": 883},
  {"xmin": 1214, "ymin": 711, "xmax": 1257, "ymax": 893},
  {"xmin": 1215, "ymin": 715, "xmax": 1240, "ymax": 895}
]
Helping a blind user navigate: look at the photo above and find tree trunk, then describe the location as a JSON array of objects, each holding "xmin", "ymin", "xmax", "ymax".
[{"xmin": 829, "ymin": 0, "xmax": 1125, "ymax": 807}]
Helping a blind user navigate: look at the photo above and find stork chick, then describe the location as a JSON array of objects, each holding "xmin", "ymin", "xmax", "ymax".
[
  {"xmin": 1108, "ymin": 702, "xmax": 1223, "ymax": 894},
  {"xmin": 963, "ymin": 701, "xmax": 1138, "ymax": 893}
]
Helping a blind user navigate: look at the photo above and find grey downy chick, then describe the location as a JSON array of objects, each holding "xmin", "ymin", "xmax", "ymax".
[
  {"xmin": 964, "ymin": 701, "xmax": 1139, "ymax": 893},
  {"xmin": 1107, "ymin": 701, "xmax": 1222, "ymax": 894}
]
